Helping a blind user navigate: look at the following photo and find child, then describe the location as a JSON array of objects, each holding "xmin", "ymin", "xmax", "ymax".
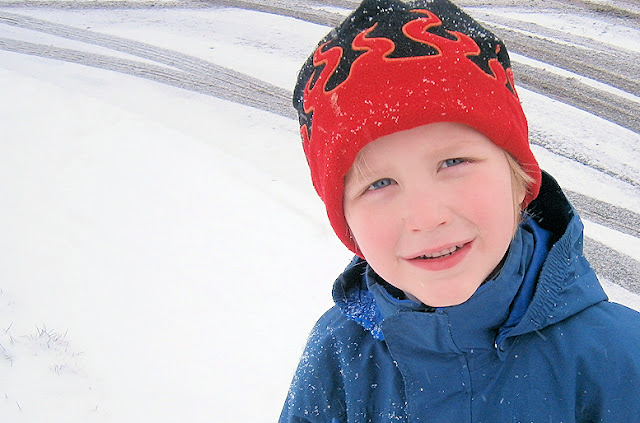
[{"xmin": 280, "ymin": 0, "xmax": 640, "ymax": 421}]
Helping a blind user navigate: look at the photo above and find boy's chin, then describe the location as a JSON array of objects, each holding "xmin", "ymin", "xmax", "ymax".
[{"xmin": 405, "ymin": 284, "xmax": 481, "ymax": 308}]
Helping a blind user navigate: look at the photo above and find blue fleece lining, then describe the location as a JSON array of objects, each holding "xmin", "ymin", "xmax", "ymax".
[
  {"xmin": 334, "ymin": 257, "xmax": 387, "ymax": 340},
  {"xmin": 495, "ymin": 218, "xmax": 552, "ymax": 346}
]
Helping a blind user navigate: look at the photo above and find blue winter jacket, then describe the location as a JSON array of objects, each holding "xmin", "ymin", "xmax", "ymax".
[{"xmin": 279, "ymin": 172, "xmax": 640, "ymax": 422}]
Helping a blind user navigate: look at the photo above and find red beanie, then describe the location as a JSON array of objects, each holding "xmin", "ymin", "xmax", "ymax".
[{"xmin": 293, "ymin": 0, "xmax": 541, "ymax": 255}]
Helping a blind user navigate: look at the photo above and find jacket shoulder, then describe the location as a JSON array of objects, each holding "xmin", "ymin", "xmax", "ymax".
[
  {"xmin": 280, "ymin": 305, "xmax": 405, "ymax": 423},
  {"xmin": 559, "ymin": 301, "xmax": 640, "ymax": 420},
  {"xmin": 541, "ymin": 300, "xmax": 640, "ymax": 361},
  {"xmin": 298, "ymin": 305, "xmax": 378, "ymax": 376},
  {"xmin": 279, "ymin": 306, "xmax": 370, "ymax": 423},
  {"xmin": 572, "ymin": 300, "xmax": 640, "ymax": 342}
]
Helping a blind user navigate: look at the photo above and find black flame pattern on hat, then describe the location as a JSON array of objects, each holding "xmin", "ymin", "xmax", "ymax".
[{"xmin": 293, "ymin": 0, "xmax": 515, "ymax": 137}]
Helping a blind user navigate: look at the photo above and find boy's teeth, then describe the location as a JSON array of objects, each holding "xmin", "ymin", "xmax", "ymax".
[{"xmin": 419, "ymin": 245, "xmax": 461, "ymax": 259}]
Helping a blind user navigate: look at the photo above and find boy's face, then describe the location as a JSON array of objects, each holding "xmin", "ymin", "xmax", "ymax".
[{"xmin": 343, "ymin": 122, "xmax": 524, "ymax": 307}]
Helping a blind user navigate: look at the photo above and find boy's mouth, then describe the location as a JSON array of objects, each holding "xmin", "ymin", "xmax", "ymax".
[
  {"xmin": 411, "ymin": 242, "xmax": 470, "ymax": 260},
  {"xmin": 405, "ymin": 241, "xmax": 473, "ymax": 272}
]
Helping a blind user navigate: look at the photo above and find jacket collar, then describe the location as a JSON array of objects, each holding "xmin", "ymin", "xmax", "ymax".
[
  {"xmin": 372, "ymin": 218, "xmax": 539, "ymax": 352},
  {"xmin": 333, "ymin": 217, "xmax": 540, "ymax": 348}
]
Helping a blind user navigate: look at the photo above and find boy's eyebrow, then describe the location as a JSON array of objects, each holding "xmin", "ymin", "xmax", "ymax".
[
  {"xmin": 344, "ymin": 165, "xmax": 372, "ymax": 191},
  {"xmin": 344, "ymin": 158, "xmax": 389, "ymax": 195},
  {"xmin": 345, "ymin": 134, "xmax": 487, "ymax": 183},
  {"xmin": 345, "ymin": 154, "xmax": 374, "ymax": 182},
  {"xmin": 425, "ymin": 137, "xmax": 489, "ymax": 156}
]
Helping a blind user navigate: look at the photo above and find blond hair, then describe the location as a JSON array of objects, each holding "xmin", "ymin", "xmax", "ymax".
[{"xmin": 506, "ymin": 153, "xmax": 535, "ymax": 232}]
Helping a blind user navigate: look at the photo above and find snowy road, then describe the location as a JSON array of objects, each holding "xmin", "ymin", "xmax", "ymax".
[
  {"xmin": 0, "ymin": 9, "xmax": 294, "ymax": 117},
  {"xmin": 1, "ymin": 0, "xmax": 639, "ymax": 292}
]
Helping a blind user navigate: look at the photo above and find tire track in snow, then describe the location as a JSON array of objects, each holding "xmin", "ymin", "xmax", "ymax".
[
  {"xmin": 516, "ymin": 61, "xmax": 640, "ymax": 153},
  {"xmin": 0, "ymin": 5, "xmax": 638, "ymax": 292},
  {"xmin": 554, "ymin": 0, "xmax": 640, "ymax": 22},
  {"xmin": 584, "ymin": 239, "xmax": 640, "ymax": 295},
  {"xmin": 0, "ymin": 0, "xmax": 349, "ymax": 26},
  {"xmin": 0, "ymin": 10, "xmax": 294, "ymax": 119},
  {"xmin": 529, "ymin": 125, "xmax": 639, "ymax": 192},
  {"xmin": 2, "ymin": 2, "xmax": 637, "ymax": 132},
  {"xmin": 474, "ymin": 13, "xmax": 640, "ymax": 96},
  {"xmin": 206, "ymin": 0, "xmax": 348, "ymax": 27},
  {"xmin": 209, "ymin": 0, "xmax": 640, "ymax": 134},
  {"xmin": 483, "ymin": 23, "xmax": 640, "ymax": 136},
  {"xmin": 0, "ymin": 37, "xmax": 294, "ymax": 119},
  {"xmin": 565, "ymin": 191, "xmax": 640, "ymax": 239},
  {"xmin": 0, "ymin": 0, "xmax": 213, "ymax": 8}
]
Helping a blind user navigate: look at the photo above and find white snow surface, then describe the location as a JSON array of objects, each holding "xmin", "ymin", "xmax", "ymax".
[
  {"xmin": 471, "ymin": 7, "xmax": 640, "ymax": 53},
  {"xmin": 0, "ymin": 5, "xmax": 639, "ymax": 422}
]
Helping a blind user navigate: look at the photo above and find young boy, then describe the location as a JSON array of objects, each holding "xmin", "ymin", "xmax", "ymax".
[{"xmin": 280, "ymin": 0, "xmax": 640, "ymax": 421}]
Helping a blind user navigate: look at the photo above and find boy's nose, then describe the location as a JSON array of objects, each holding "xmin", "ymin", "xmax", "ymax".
[{"xmin": 402, "ymin": 188, "xmax": 451, "ymax": 232}]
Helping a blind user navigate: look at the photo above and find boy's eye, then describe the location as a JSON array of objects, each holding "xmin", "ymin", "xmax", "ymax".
[
  {"xmin": 367, "ymin": 178, "xmax": 395, "ymax": 191},
  {"xmin": 441, "ymin": 158, "xmax": 467, "ymax": 168}
]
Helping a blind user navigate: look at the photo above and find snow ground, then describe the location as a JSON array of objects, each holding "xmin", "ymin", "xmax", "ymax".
[
  {"xmin": 1, "ymin": 49, "xmax": 348, "ymax": 421},
  {"xmin": 471, "ymin": 6, "xmax": 640, "ymax": 53},
  {"xmin": 1, "ymin": 5, "xmax": 639, "ymax": 422}
]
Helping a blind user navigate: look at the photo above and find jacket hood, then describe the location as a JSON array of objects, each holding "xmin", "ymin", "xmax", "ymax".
[
  {"xmin": 506, "ymin": 172, "xmax": 607, "ymax": 337},
  {"xmin": 332, "ymin": 171, "xmax": 607, "ymax": 351}
]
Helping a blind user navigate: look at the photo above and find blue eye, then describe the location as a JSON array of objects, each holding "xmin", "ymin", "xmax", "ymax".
[
  {"xmin": 367, "ymin": 178, "xmax": 394, "ymax": 191},
  {"xmin": 441, "ymin": 158, "xmax": 467, "ymax": 168}
]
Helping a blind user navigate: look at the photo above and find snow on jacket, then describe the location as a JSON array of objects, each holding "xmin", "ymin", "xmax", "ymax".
[{"xmin": 279, "ymin": 172, "xmax": 640, "ymax": 423}]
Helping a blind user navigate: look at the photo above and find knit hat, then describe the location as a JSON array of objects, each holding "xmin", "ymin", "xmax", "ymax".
[{"xmin": 294, "ymin": 0, "xmax": 541, "ymax": 255}]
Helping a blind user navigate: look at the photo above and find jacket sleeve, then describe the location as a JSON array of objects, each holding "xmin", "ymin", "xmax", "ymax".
[{"xmin": 279, "ymin": 308, "xmax": 348, "ymax": 423}]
